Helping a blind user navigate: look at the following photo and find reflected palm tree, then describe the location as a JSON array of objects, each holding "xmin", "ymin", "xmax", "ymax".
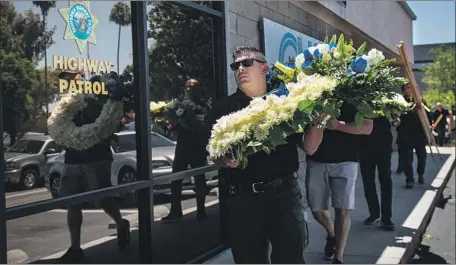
[
  {"xmin": 33, "ymin": 0, "xmax": 56, "ymax": 117},
  {"xmin": 109, "ymin": 2, "xmax": 131, "ymax": 74}
]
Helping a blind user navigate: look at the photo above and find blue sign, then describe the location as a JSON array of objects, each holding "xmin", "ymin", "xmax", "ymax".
[
  {"xmin": 263, "ymin": 18, "xmax": 321, "ymax": 64},
  {"xmin": 68, "ymin": 4, "xmax": 93, "ymax": 41}
]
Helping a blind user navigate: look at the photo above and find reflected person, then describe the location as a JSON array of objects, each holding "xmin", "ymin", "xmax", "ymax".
[
  {"xmin": 162, "ymin": 79, "xmax": 211, "ymax": 222},
  {"xmin": 56, "ymin": 73, "xmax": 130, "ymax": 263}
]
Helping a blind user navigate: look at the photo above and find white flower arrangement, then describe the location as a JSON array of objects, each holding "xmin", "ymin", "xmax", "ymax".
[
  {"xmin": 47, "ymin": 93, "xmax": 124, "ymax": 150},
  {"xmin": 207, "ymin": 73, "xmax": 336, "ymax": 168}
]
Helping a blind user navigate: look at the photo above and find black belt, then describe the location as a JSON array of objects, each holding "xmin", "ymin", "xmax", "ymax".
[{"xmin": 228, "ymin": 174, "xmax": 294, "ymax": 195}]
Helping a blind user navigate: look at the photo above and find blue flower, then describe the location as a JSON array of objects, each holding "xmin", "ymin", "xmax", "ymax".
[
  {"xmin": 267, "ymin": 82, "xmax": 289, "ymax": 97},
  {"xmin": 314, "ymin": 49, "xmax": 323, "ymax": 59},
  {"xmin": 285, "ymin": 62, "xmax": 295, "ymax": 68},
  {"xmin": 350, "ymin": 57, "xmax": 368, "ymax": 73},
  {"xmin": 301, "ymin": 61, "xmax": 313, "ymax": 68},
  {"xmin": 329, "ymin": 43, "xmax": 337, "ymax": 50},
  {"xmin": 303, "ymin": 49, "xmax": 314, "ymax": 61}
]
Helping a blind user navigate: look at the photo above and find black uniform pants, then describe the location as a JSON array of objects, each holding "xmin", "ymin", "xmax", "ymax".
[
  {"xmin": 399, "ymin": 142, "xmax": 427, "ymax": 183},
  {"xmin": 226, "ymin": 176, "xmax": 307, "ymax": 264},
  {"xmin": 170, "ymin": 148, "xmax": 208, "ymax": 215},
  {"xmin": 436, "ymin": 127, "xmax": 446, "ymax": 146},
  {"xmin": 359, "ymin": 151, "xmax": 392, "ymax": 219}
]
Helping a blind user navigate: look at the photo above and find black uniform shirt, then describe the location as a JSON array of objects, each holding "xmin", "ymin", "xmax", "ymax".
[
  {"xmin": 307, "ymin": 103, "xmax": 360, "ymax": 163},
  {"xmin": 210, "ymin": 89, "xmax": 303, "ymax": 183}
]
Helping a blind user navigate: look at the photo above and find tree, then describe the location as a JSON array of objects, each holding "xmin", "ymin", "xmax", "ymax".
[
  {"xmin": 109, "ymin": 2, "xmax": 131, "ymax": 74},
  {"xmin": 423, "ymin": 89, "xmax": 455, "ymax": 110},
  {"xmin": 147, "ymin": 2, "xmax": 214, "ymax": 101},
  {"xmin": 33, "ymin": 1, "xmax": 56, "ymax": 116},
  {"xmin": 0, "ymin": 2, "xmax": 55, "ymax": 143},
  {"xmin": 421, "ymin": 45, "xmax": 456, "ymax": 95},
  {"xmin": 1, "ymin": 52, "xmax": 40, "ymax": 144}
]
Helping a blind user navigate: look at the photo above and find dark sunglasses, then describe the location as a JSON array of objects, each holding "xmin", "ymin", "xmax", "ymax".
[{"xmin": 230, "ymin": 58, "xmax": 265, "ymax": 71}]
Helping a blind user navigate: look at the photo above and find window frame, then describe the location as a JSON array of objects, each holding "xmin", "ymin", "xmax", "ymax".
[{"xmin": 0, "ymin": 1, "xmax": 228, "ymax": 264}]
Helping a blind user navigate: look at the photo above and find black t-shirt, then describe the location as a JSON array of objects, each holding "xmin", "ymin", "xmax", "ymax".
[
  {"xmin": 360, "ymin": 116, "xmax": 392, "ymax": 154},
  {"xmin": 431, "ymin": 108, "xmax": 449, "ymax": 130},
  {"xmin": 397, "ymin": 99, "xmax": 430, "ymax": 147},
  {"xmin": 211, "ymin": 89, "xmax": 303, "ymax": 182},
  {"xmin": 175, "ymin": 99, "xmax": 211, "ymax": 157},
  {"xmin": 64, "ymin": 97, "xmax": 114, "ymax": 164},
  {"xmin": 307, "ymin": 103, "xmax": 360, "ymax": 163}
]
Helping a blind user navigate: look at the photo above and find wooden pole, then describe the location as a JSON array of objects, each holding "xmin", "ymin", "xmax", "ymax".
[{"xmin": 396, "ymin": 41, "xmax": 441, "ymax": 160}]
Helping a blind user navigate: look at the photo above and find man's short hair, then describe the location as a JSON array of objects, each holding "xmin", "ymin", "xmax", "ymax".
[
  {"xmin": 401, "ymin": 83, "xmax": 410, "ymax": 91},
  {"xmin": 232, "ymin": 46, "xmax": 267, "ymax": 63}
]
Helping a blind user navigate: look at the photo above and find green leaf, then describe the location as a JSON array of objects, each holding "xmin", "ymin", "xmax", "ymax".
[
  {"xmin": 324, "ymin": 35, "xmax": 329, "ymax": 44},
  {"xmin": 356, "ymin": 42, "xmax": 367, "ymax": 56},
  {"xmin": 298, "ymin": 100, "xmax": 315, "ymax": 112},
  {"xmin": 337, "ymin": 33, "xmax": 345, "ymax": 50},
  {"xmin": 358, "ymin": 103, "xmax": 377, "ymax": 118},
  {"xmin": 355, "ymin": 112, "xmax": 364, "ymax": 128},
  {"xmin": 330, "ymin": 34, "xmax": 337, "ymax": 44},
  {"xmin": 247, "ymin": 141, "xmax": 262, "ymax": 147},
  {"xmin": 314, "ymin": 104, "xmax": 324, "ymax": 112},
  {"xmin": 269, "ymin": 127, "xmax": 288, "ymax": 147},
  {"xmin": 240, "ymin": 157, "xmax": 248, "ymax": 170}
]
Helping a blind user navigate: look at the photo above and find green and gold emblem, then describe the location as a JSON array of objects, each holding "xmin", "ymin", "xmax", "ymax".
[{"xmin": 59, "ymin": 1, "xmax": 99, "ymax": 54}]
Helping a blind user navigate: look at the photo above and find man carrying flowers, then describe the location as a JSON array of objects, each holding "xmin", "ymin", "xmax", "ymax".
[
  {"xmin": 210, "ymin": 46, "xmax": 330, "ymax": 264},
  {"xmin": 162, "ymin": 79, "xmax": 212, "ymax": 222},
  {"xmin": 49, "ymin": 74, "xmax": 130, "ymax": 263}
]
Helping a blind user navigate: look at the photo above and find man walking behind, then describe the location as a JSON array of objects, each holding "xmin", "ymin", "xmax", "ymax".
[
  {"xmin": 306, "ymin": 103, "xmax": 373, "ymax": 264},
  {"xmin": 359, "ymin": 116, "xmax": 395, "ymax": 231}
]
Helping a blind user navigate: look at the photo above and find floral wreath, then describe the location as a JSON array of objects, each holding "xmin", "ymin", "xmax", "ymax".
[{"xmin": 47, "ymin": 93, "xmax": 124, "ymax": 150}]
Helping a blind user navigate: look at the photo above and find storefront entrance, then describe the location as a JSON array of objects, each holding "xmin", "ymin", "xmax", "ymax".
[{"xmin": 0, "ymin": 1, "xmax": 227, "ymax": 263}]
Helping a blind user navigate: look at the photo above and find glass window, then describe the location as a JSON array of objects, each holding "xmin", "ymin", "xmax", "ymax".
[
  {"xmin": 7, "ymin": 140, "xmax": 45, "ymax": 154},
  {"xmin": 3, "ymin": 1, "xmax": 141, "ymax": 264},
  {"xmin": 147, "ymin": 2, "xmax": 221, "ymax": 263}
]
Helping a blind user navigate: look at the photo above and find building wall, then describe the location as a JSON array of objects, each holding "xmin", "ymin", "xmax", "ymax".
[
  {"xmin": 318, "ymin": 1, "xmax": 414, "ymax": 63},
  {"xmin": 224, "ymin": 1, "xmax": 414, "ymax": 95},
  {"xmin": 225, "ymin": 0, "xmax": 345, "ymax": 95}
]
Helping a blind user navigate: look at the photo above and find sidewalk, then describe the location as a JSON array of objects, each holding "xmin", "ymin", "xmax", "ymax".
[{"xmin": 206, "ymin": 148, "xmax": 455, "ymax": 264}]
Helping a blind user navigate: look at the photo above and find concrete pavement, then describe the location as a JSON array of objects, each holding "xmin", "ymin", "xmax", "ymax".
[
  {"xmin": 206, "ymin": 148, "xmax": 455, "ymax": 264},
  {"xmin": 6, "ymin": 189, "xmax": 219, "ymax": 264},
  {"xmin": 410, "ymin": 169, "xmax": 455, "ymax": 264}
]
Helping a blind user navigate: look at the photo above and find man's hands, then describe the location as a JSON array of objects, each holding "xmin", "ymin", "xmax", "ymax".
[{"xmin": 214, "ymin": 156, "xmax": 239, "ymax": 168}]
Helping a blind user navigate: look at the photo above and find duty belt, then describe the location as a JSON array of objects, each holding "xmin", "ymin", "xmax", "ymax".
[{"xmin": 228, "ymin": 174, "xmax": 294, "ymax": 195}]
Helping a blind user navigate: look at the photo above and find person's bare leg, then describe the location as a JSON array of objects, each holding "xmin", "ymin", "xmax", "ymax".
[
  {"xmin": 312, "ymin": 210, "xmax": 335, "ymax": 237},
  {"xmin": 67, "ymin": 204, "xmax": 83, "ymax": 248},
  {"xmin": 334, "ymin": 208, "xmax": 351, "ymax": 262}
]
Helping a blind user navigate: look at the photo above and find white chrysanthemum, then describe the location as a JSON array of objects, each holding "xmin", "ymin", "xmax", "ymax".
[
  {"xmin": 316, "ymin": 43, "xmax": 330, "ymax": 54},
  {"xmin": 365, "ymin": 48, "xmax": 385, "ymax": 66},
  {"xmin": 47, "ymin": 94, "xmax": 124, "ymax": 151},
  {"xmin": 295, "ymin": 53, "xmax": 305, "ymax": 69}
]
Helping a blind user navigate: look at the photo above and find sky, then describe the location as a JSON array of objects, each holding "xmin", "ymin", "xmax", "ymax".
[{"xmin": 407, "ymin": 1, "xmax": 456, "ymax": 45}]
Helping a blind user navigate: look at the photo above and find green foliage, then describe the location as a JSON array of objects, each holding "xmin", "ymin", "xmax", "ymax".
[
  {"xmin": 423, "ymin": 89, "xmax": 456, "ymax": 110},
  {"xmin": 0, "ymin": 1, "xmax": 55, "ymax": 140},
  {"xmin": 421, "ymin": 45, "xmax": 455, "ymax": 94},
  {"xmin": 147, "ymin": 2, "xmax": 214, "ymax": 101}
]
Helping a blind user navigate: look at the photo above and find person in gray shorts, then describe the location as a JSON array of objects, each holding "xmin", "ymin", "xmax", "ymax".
[
  {"xmin": 306, "ymin": 103, "xmax": 373, "ymax": 264},
  {"xmin": 56, "ymin": 74, "xmax": 130, "ymax": 263}
]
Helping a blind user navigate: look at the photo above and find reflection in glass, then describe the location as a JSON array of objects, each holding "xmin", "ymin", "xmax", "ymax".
[
  {"xmin": 7, "ymin": 139, "xmax": 45, "ymax": 154},
  {"xmin": 147, "ymin": 2, "xmax": 221, "ymax": 263},
  {"xmin": 4, "ymin": 1, "xmax": 139, "ymax": 264}
]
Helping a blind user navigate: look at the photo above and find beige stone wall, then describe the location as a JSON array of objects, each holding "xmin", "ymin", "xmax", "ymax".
[
  {"xmin": 225, "ymin": 1, "xmax": 344, "ymax": 95},
  {"xmin": 318, "ymin": 1, "xmax": 414, "ymax": 62}
]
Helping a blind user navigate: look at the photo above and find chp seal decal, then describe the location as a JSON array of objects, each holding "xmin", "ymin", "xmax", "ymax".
[{"xmin": 59, "ymin": 1, "xmax": 99, "ymax": 54}]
